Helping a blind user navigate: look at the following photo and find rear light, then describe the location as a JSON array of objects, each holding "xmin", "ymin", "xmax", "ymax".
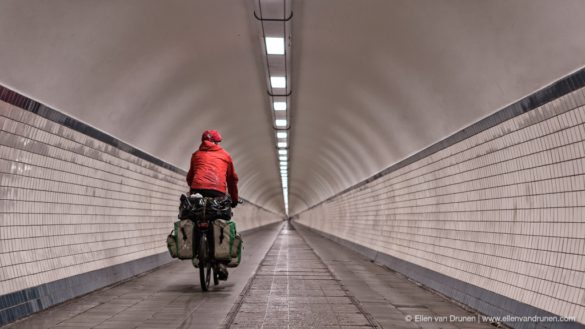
[{"xmin": 197, "ymin": 222, "xmax": 209, "ymax": 228}]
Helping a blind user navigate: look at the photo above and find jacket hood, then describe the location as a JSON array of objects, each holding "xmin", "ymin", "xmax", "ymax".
[{"xmin": 198, "ymin": 140, "xmax": 222, "ymax": 152}]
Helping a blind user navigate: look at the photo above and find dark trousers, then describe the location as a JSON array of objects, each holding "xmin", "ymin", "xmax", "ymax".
[{"xmin": 190, "ymin": 188, "xmax": 226, "ymax": 198}]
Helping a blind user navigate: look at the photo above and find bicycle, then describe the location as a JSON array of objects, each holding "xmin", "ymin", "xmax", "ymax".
[
  {"xmin": 194, "ymin": 216, "xmax": 219, "ymax": 291},
  {"xmin": 180, "ymin": 193, "xmax": 242, "ymax": 291}
]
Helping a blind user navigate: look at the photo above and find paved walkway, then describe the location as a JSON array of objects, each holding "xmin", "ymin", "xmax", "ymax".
[
  {"xmin": 226, "ymin": 223, "xmax": 378, "ymax": 329},
  {"xmin": 3, "ymin": 221, "xmax": 497, "ymax": 329}
]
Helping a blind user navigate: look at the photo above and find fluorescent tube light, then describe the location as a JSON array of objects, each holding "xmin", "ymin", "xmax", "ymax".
[
  {"xmin": 273, "ymin": 102, "xmax": 287, "ymax": 111},
  {"xmin": 271, "ymin": 76, "xmax": 286, "ymax": 88},
  {"xmin": 265, "ymin": 37, "xmax": 285, "ymax": 55}
]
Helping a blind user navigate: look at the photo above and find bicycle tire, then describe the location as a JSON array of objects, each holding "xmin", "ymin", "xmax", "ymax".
[
  {"xmin": 199, "ymin": 234, "xmax": 209, "ymax": 291},
  {"xmin": 205, "ymin": 262, "xmax": 212, "ymax": 288}
]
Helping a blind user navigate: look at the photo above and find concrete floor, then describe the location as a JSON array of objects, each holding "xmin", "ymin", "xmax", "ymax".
[
  {"xmin": 226, "ymin": 224, "xmax": 377, "ymax": 329},
  {"xmin": 3, "ymin": 222, "xmax": 496, "ymax": 329}
]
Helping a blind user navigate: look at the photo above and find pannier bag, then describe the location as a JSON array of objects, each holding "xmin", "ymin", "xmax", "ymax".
[
  {"xmin": 166, "ymin": 230, "xmax": 178, "ymax": 258},
  {"xmin": 227, "ymin": 233, "xmax": 243, "ymax": 268},
  {"xmin": 213, "ymin": 219, "xmax": 234, "ymax": 261},
  {"xmin": 178, "ymin": 193, "xmax": 232, "ymax": 220},
  {"xmin": 178, "ymin": 194, "xmax": 192, "ymax": 220},
  {"xmin": 167, "ymin": 220, "xmax": 195, "ymax": 259}
]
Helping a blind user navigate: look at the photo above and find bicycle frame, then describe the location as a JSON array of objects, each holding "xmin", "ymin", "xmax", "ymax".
[
  {"xmin": 194, "ymin": 218, "xmax": 218, "ymax": 291},
  {"xmin": 195, "ymin": 218, "xmax": 214, "ymax": 260},
  {"xmin": 180, "ymin": 193, "xmax": 238, "ymax": 291}
]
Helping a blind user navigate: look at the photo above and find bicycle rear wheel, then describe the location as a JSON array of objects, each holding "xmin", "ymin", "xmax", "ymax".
[{"xmin": 199, "ymin": 234, "xmax": 211, "ymax": 291}]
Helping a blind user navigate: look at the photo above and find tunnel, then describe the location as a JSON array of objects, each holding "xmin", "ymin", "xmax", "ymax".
[{"xmin": 1, "ymin": 0, "xmax": 585, "ymax": 328}]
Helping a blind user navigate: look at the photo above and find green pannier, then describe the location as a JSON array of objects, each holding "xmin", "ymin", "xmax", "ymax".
[
  {"xmin": 167, "ymin": 220, "xmax": 195, "ymax": 260},
  {"xmin": 166, "ymin": 231, "xmax": 178, "ymax": 258},
  {"xmin": 227, "ymin": 233, "xmax": 243, "ymax": 268},
  {"xmin": 213, "ymin": 219, "xmax": 234, "ymax": 261},
  {"xmin": 168, "ymin": 218, "xmax": 243, "ymax": 267}
]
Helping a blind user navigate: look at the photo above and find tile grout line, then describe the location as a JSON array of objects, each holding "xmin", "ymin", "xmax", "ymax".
[
  {"xmin": 260, "ymin": 238, "xmax": 280, "ymax": 329},
  {"xmin": 286, "ymin": 231, "xmax": 290, "ymax": 329},
  {"xmin": 221, "ymin": 222, "xmax": 284, "ymax": 329}
]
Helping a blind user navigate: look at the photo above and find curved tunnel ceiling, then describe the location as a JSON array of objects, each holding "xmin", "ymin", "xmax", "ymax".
[{"xmin": 1, "ymin": 1, "xmax": 585, "ymax": 214}]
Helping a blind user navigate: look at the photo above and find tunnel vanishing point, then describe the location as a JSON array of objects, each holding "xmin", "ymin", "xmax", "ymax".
[{"xmin": 1, "ymin": 1, "xmax": 585, "ymax": 328}]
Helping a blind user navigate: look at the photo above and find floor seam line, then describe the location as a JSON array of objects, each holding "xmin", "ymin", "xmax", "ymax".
[{"xmin": 221, "ymin": 222, "xmax": 284, "ymax": 329}]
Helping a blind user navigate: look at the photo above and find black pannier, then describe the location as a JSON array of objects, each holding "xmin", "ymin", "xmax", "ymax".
[{"xmin": 178, "ymin": 193, "xmax": 232, "ymax": 220}]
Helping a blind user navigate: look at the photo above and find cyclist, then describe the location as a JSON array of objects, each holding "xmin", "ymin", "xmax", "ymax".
[{"xmin": 186, "ymin": 129, "xmax": 239, "ymax": 279}]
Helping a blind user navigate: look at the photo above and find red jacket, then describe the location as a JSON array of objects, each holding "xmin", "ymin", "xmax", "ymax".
[{"xmin": 186, "ymin": 140, "xmax": 239, "ymax": 201}]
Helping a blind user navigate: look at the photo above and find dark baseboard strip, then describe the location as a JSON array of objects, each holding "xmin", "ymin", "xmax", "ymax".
[
  {"xmin": 0, "ymin": 221, "xmax": 282, "ymax": 327},
  {"xmin": 293, "ymin": 222, "xmax": 585, "ymax": 329},
  {"xmin": 299, "ymin": 67, "xmax": 585, "ymax": 214}
]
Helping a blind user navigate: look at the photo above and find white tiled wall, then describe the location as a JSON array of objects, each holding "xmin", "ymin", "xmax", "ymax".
[
  {"xmin": 296, "ymin": 88, "xmax": 585, "ymax": 323},
  {"xmin": 0, "ymin": 101, "xmax": 280, "ymax": 296}
]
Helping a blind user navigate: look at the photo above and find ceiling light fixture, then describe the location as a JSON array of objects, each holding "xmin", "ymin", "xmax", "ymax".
[
  {"xmin": 273, "ymin": 102, "xmax": 287, "ymax": 111},
  {"xmin": 255, "ymin": 2, "xmax": 293, "ymax": 215},
  {"xmin": 270, "ymin": 76, "xmax": 286, "ymax": 88},
  {"xmin": 265, "ymin": 37, "xmax": 285, "ymax": 55}
]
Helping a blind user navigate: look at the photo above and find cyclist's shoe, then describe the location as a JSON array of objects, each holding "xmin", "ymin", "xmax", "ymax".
[
  {"xmin": 192, "ymin": 257, "xmax": 199, "ymax": 268},
  {"xmin": 217, "ymin": 263, "xmax": 229, "ymax": 280}
]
